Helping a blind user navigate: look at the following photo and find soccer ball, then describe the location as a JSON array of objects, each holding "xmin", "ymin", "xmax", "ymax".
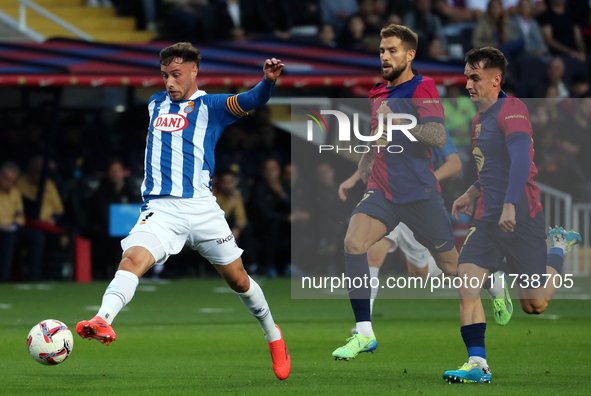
[{"xmin": 27, "ymin": 319, "xmax": 74, "ymax": 365}]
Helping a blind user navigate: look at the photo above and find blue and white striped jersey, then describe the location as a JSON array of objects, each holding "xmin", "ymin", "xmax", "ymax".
[{"xmin": 141, "ymin": 90, "xmax": 247, "ymax": 199}]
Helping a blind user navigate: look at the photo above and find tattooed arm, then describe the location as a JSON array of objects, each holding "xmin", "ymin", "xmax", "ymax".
[
  {"xmin": 358, "ymin": 150, "xmax": 374, "ymax": 184},
  {"xmin": 409, "ymin": 122, "xmax": 447, "ymax": 149}
]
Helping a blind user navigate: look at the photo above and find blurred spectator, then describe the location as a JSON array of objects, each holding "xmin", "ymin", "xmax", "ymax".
[
  {"xmin": 339, "ymin": 14, "xmax": 368, "ymax": 51},
  {"xmin": 215, "ymin": 124, "xmax": 253, "ymax": 180},
  {"xmin": 433, "ymin": 0, "xmax": 482, "ymax": 23},
  {"xmin": 212, "ymin": 0, "xmax": 249, "ymax": 41},
  {"xmin": 385, "ymin": 13, "xmax": 403, "ymax": 26},
  {"xmin": 242, "ymin": 106, "xmax": 290, "ymax": 171},
  {"xmin": 289, "ymin": 0, "xmax": 321, "ymax": 27},
  {"xmin": 318, "ymin": 24, "xmax": 337, "ymax": 47},
  {"xmin": 357, "ymin": 0, "xmax": 387, "ymax": 33},
  {"xmin": 314, "ymin": 162, "xmax": 348, "ymax": 275},
  {"xmin": 404, "ymin": 0, "xmax": 446, "ymax": 59},
  {"xmin": 538, "ymin": 0, "xmax": 586, "ymax": 62},
  {"xmin": 248, "ymin": 158, "xmax": 291, "ymax": 277},
  {"xmin": 428, "ymin": 38, "xmax": 449, "ymax": 60},
  {"xmin": 16, "ymin": 156, "xmax": 64, "ymax": 225},
  {"xmin": 544, "ymin": 57, "xmax": 569, "ymax": 98},
  {"xmin": 534, "ymin": 129, "xmax": 569, "ymax": 190},
  {"xmin": 472, "ymin": 0, "xmax": 514, "ymax": 48},
  {"xmin": 320, "ymin": 0, "xmax": 358, "ymax": 34},
  {"xmin": 21, "ymin": 120, "xmax": 46, "ymax": 160},
  {"xmin": 442, "ymin": 85, "xmax": 477, "ymax": 148},
  {"xmin": 0, "ymin": 162, "xmax": 44, "ymax": 282},
  {"xmin": 86, "ymin": 159, "xmax": 140, "ymax": 279},
  {"xmin": 289, "ymin": 163, "xmax": 314, "ymax": 274},
  {"xmin": 0, "ymin": 118, "xmax": 24, "ymax": 165},
  {"xmin": 56, "ymin": 116, "xmax": 95, "ymax": 183},
  {"xmin": 570, "ymin": 74, "xmax": 590, "ymax": 98},
  {"xmin": 387, "ymin": 0, "xmax": 413, "ymax": 19},
  {"xmin": 214, "ymin": 170, "xmax": 247, "ymax": 240},
  {"xmin": 249, "ymin": 0, "xmax": 292, "ymax": 40},
  {"xmin": 510, "ymin": 0, "xmax": 548, "ymax": 57},
  {"xmin": 502, "ymin": 81, "xmax": 517, "ymax": 97},
  {"xmin": 558, "ymin": 95, "xmax": 591, "ymax": 199},
  {"xmin": 162, "ymin": 0, "xmax": 208, "ymax": 42}
]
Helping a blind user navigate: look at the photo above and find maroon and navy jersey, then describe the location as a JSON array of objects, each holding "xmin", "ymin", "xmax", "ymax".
[
  {"xmin": 367, "ymin": 75, "xmax": 445, "ymax": 203},
  {"xmin": 471, "ymin": 92, "xmax": 543, "ymax": 222}
]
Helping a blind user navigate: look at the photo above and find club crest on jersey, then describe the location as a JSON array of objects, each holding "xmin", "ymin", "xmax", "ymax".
[
  {"xmin": 153, "ymin": 113, "xmax": 188, "ymax": 132},
  {"xmin": 184, "ymin": 101, "xmax": 195, "ymax": 114},
  {"xmin": 475, "ymin": 123, "xmax": 482, "ymax": 138}
]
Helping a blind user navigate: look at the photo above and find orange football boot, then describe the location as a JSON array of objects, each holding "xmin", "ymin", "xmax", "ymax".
[
  {"xmin": 76, "ymin": 316, "xmax": 117, "ymax": 345},
  {"xmin": 268, "ymin": 325, "xmax": 291, "ymax": 380}
]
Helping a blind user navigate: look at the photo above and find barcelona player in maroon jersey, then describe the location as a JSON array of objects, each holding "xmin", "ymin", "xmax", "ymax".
[
  {"xmin": 332, "ymin": 25, "xmax": 460, "ymax": 361},
  {"xmin": 443, "ymin": 47, "xmax": 581, "ymax": 384}
]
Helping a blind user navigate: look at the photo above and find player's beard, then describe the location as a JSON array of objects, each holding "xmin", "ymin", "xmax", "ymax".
[{"xmin": 381, "ymin": 62, "xmax": 408, "ymax": 82}]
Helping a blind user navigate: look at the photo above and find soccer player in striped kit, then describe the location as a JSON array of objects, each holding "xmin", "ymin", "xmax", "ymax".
[{"xmin": 76, "ymin": 42, "xmax": 291, "ymax": 381}]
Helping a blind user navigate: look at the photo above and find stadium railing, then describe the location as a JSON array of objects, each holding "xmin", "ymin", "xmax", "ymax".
[
  {"xmin": 537, "ymin": 182, "xmax": 591, "ymax": 275},
  {"xmin": 4, "ymin": 0, "xmax": 93, "ymax": 42},
  {"xmin": 573, "ymin": 203, "xmax": 591, "ymax": 275}
]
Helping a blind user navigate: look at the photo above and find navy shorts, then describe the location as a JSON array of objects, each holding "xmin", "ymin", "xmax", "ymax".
[
  {"xmin": 351, "ymin": 189, "xmax": 455, "ymax": 252},
  {"xmin": 458, "ymin": 211, "xmax": 547, "ymax": 280}
]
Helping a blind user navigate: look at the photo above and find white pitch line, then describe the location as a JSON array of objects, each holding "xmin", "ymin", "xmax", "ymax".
[
  {"xmin": 198, "ymin": 308, "xmax": 235, "ymax": 313},
  {"xmin": 537, "ymin": 315, "xmax": 559, "ymax": 320},
  {"xmin": 0, "ymin": 304, "xmax": 12, "ymax": 309},
  {"xmin": 84, "ymin": 305, "xmax": 129, "ymax": 312},
  {"xmin": 136, "ymin": 285, "xmax": 157, "ymax": 292},
  {"xmin": 14, "ymin": 284, "xmax": 54, "ymax": 291},
  {"xmin": 213, "ymin": 287, "xmax": 235, "ymax": 294}
]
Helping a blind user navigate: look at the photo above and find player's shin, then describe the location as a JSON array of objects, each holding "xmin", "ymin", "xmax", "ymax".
[
  {"xmin": 461, "ymin": 322, "xmax": 487, "ymax": 363},
  {"xmin": 345, "ymin": 252, "xmax": 373, "ymax": 337},
  {"xmin": 97, "ymin": 270, "xmax": 139, "ymax": 324},
  {"xmin": 236, "ymin": 276, "xmax": 280, "ymax": 342}
]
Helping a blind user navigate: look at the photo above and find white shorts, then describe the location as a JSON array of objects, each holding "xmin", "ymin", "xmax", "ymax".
[
  {"xmin": 384, "ymin": 222, "xmax": 429, "ymax": 268},
  {"xmin": 121, "ymin": 195, "xmax": 243, "ymax": 266}
]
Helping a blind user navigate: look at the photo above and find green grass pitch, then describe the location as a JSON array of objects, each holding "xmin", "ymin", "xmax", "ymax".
[{"xmin": 1, "ymin": 278, "xmax": 590, "ymax": 395}]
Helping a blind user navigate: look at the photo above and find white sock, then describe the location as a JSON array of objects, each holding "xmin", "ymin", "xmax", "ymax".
[
  {"xmin": 469, "ymin": 355, "xmax": 488, "ymax": 368},
  {"xmin": 427, "ymin": 256, "xmax": 442, "ymax": 277},
  {"xmin": 369, "ymin": 266, "xmax": 380, "ymax": 315},
  {"xmin": 355, "ymin": 321, "xmax": 373, "ymax": 337},
  {"xmin": 152, "ymin": 265, "xmax": 164, "ymax": 276},
  {"xmin": 486, "ymin": 273, "xmax": 504, "ymax": 299},
  {"xmin": 236, "ymin": 276, "xmax": 280, "ymax": 342},
  {"xmin": 97, "ymin": 270, "xmax": 139, "ymax": 325}
]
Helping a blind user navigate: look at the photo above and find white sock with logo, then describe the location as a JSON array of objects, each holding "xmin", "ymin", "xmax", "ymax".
[
  {"xmin": 237, "ymin": 276, "xmax": 280, "ymax": 342},
  {"xmin": 355, "ymin": 321, "xmax": 373, "ymax": 337},
  {"xmin": 469, "ymin": 355, "xmax": 489, "ymax": 369},
  {"xmin": 97, "ymin": 270, "xmax": 139, "ymax": 325}
]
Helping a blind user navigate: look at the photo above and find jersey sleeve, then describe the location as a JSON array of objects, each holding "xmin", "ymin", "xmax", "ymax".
[
  {"xmin": 497, "ymin": 99, "xmax": 533, "ymax": 139},
  {"xmin": 202, "ymin": 94, "xmax": 244, "ymax": 127},
  {"xmin": 412, "ymin": 78, "xmax": 445, "ymax": 125}
]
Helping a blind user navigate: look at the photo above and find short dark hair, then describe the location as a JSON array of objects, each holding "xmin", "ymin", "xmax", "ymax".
[
  {"xmin": 160, "ymin": 42, "xmax": 202, "ymax": 68},
  {"xmin": 379, "ymin": 24, "xmax": 418, "ymax": 51},
  {"xmin": 465, "ymin": 46, "xmax": 508, "ymax": 80}
]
